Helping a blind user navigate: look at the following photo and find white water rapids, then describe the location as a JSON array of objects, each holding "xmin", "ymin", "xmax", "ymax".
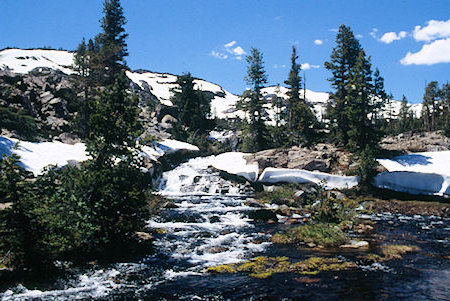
[{"xmin": 1, "ymin": 156, "xmax": 270, "ymax": 300}]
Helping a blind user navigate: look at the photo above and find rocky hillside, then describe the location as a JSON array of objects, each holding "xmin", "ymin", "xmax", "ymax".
[{"xmin": 0, "ymin": 48, "xmax": 424, "ymax": 140}]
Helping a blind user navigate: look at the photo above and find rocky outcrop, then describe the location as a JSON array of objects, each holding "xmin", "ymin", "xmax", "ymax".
[
  {"xmin": 244, "ymin": 143, "xmax": 354, "ymax": 175},
  {"xmin": 0, "ymin": 69, "xmax": 74, "ymax": 136},
  {"xmin": 380, "ymin": 131, "xmax": 450, "ymax": 153},
  {"xmin": 0, "ymin": 68, "xmax": 165, "ymax": 140}
]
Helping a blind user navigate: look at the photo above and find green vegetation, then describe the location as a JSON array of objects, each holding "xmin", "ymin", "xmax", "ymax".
[
  {"xmin": 271, "ymin": 223, "xmax": 348, "ymax": 247},
  {"xmin": 238, "ymin": 47, "xmax": 270, "ymax": 152},
  {"xmin": 207, "ymin": 256, "xmax": 357, "ymax": 279},
  {"xmin": 170, "ymin": 72, "xmax": 215, "ymax": 144},
  {"xmin": 381, "ymin": 244, "xmax": 420, "ymax": 260},
  {"xmin": 284, "ymin": 46, "xmax": 317, "ymax": 146},
  {"xmin": 0, "ymin": 0, "xmax": 158, "ymax": 272},
  {"xmin": 364, "ymin": 244, "xmax": 420, "ymax": 263},
  {"xmin": 325, "ymin": 25, "xmax": 382, "ymax": 151}
]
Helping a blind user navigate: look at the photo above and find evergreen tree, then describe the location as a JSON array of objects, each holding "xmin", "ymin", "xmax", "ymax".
[
  {"xmin": 238, "ymin": 47, "xmax": 270, "ymax": 152},
  {"xmin": 270, "ymin": 84, "xmax": 288, "ymax": 147},
  {"xmin": 345, "ymin": 50, "xmax": 380, "ymax": 150},
  {"xmin": 396, "ymin": 95, "xmax": 411, "ymax": 134},
  {"xmin": 284, "ymin": 46, "xmax": 316, "ymax": 145},
  {"xmin": 86, "ymin": 72, "xmax": 142, "ymax": 167},
  {"xmin": 422, "ymin": 81, "xmax": 440, "ymax": 131},
  {"xmin": 285, "ymin": 46, "xmax": 302, "ymax": 129},
  {"xmin": 96, "ymin": 0, "xmax": 128, "ymax": 85},
  {"xmin": 325, "ymin": 25, "xmax": 362, "ymax": 145},
  {"xmin": 171, "ymin": 73, "xmax": 212, "ymax": 135},
  {"xmin": 372, "ymin": 68, "xmax": 387, "ymax": 123},
  {"xmin": 441, "ymin": 82, "xmax": 450, "ymax": 137}
]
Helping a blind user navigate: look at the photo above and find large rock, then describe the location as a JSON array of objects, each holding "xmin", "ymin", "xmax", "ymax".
[
  {"xmin": 155, "ymin": 104, "xmax": 178, "ymax": 122},
  {"xmin": 245, "ymin": 143, "xmax": 353, "ymax": 174},
  {"xmin": 380, "ymin": 131, "xmax": 450, "ymax": 153}
]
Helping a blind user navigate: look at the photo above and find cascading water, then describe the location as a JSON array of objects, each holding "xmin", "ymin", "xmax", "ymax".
[
  {"xmin": 1, "ymin": 156, "xmax": 449, "ymax": 300},
  {"xmin": 150, "ymin": 156, "xmax": 270, "ymax": 270}
]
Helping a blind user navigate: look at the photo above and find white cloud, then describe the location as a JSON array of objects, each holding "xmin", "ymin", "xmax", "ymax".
[
  {"xmin": 224, "ymin": 41, "xmax": 236, "ymax": 48},
  {"xmin": 211, "ymin": 41, "xmax": 246, "ymax": 60},
  {"xmin": 301, "ymin": 63, "xmax": 320, "ymax": 70},
  {"xmin": 273, "ymin": 64, "xmax": 287, "ymax": 69},
  {"xmin": 314, "ymin": 39, "xmax": 323, "ymax": 45},
  {"xmin": 400, "ymin": 38, "xmax": 450, "ymax": 65},
  {"xmin": 329, "ymin": 28, "xmax": 338, "ymax": 32},
  {"xmin": 356, "ymin": 34, "xmax": 363, "ymax": 39},
  {"xmin": 210, "ymin": 50, "xmax": 228, "ymax": 60},
  {"xmin": 370, "ymin": 28, "xmax": 378, "ymax": 39},
  {"xmin": 231, "ymin": 46, "xmax": 246, "ymax": 56},
  {"xmin": 380, "ymin": 31, "xmax": 407, "ymax": 44},
  {"xmin": 413, "ymin": 19, "xmax": 450, "ymax": 42}
]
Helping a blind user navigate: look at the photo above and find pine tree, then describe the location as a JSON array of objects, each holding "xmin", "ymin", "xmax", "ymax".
[
  {"xmin": 96, "ymin": 0, "xmax": 128, "ymax": 84},
  {"xmin": 396, "ymin": 95, "xmax": 411, "ymax": 134},
  {"xmin": 270, "ymin": 84, "xmax": 288, "ymax": 147},
  {"xmin": 284, "ymin": 46, "xmax": 316, "ymax": 145},
  {"xmin": 372, "ymin": 68, "xmax": 386, "ymax": 123},
  {"xmin": 171, "ymin": 73, "xmax": 212, "ymax": 135},
  {"xmin": 285, "ymin": 46, "xmax": 302, "ymax": 129},
  {"xmin": 422, "ymin": 81, "xmax": 440, "ymax": 131},
  {"xmin": 86, "ymin": 73, "xmax": 142, "ymax": 166},
  {"xmin": 238, "ymin": 47, "xmax": 269, "ymax": 152},
  {"xmin": 441, "ymin": 82, "xmax": 450, "ymax": 136},
  {"xmin": 325, "ymin": 25, "xmax": 362, "ymax": 145},
  {"xmin": 345, "ymin": 50, "xmax": 380, "ymax": 150}
]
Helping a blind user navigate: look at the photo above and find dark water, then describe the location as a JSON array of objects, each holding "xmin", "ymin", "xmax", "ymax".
[{"xmin": 1, "ymin": 157, "xmax": 449, "ymax": 300}]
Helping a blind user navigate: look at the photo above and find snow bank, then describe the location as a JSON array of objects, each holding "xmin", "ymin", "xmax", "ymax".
[
  {"xmin": 374, "ymin": 151, "xmax": 450, "ymax": 196},
  {"xmin": 156, "ymin": 139, "xmax": 199, "ymax": 154},
  {"xmin": 0, "ymin": 48, "xmax": 74, "ymax": 74},
  {"xmin": 211, "ymin": 152, "xmax": 259, "ymax": 182},
  {"xmin": 0, "ymin": 136, "xmax": 88, "ymax": 176},
  {"xmin": 0, "ymin": 136, "xmax": 199, "ymax": 176},
  {"xmin": 211, "ymin": 151, "xmax": 359, "ymax": 189},
  {"xmin": 258, "ymin": 167, "xmax": 359, "ymax": 190}
]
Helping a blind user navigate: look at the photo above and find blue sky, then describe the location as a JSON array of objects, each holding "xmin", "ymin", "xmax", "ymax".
[{"xmin": 1, "ymin": 0, "xmax": 449, "ymax": 103}]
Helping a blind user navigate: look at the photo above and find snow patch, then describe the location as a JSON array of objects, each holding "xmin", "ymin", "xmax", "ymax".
[
  {"xmin": 0, "ymin": 136, "xmax": 198, "ymax": 176},
  {"xmin": 211, "ymin": 152, "xmax": 259, "ymax": 182},
  {"xmin": 0, "ymin": 48, "xmax": 74, "ymax": 74},
  {"xmin": 0, "ymin": 136, "xmax": 89, "ymax": 176},
  {"xmin": 258, "ymin": 167, "xmax": 359, "ymax": 190},
  {"xmin": 374, "ymin": 151, "xmax": 450, "ymax": 196}
]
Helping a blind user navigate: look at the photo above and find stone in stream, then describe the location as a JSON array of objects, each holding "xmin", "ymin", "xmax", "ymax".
[
  {"xmin": 340, "ymin": 240, "xmax": 369, "ymax": 249},
  {"xmin": 248, "ymin": 209, "xmax": 278, "ymax": 222}
]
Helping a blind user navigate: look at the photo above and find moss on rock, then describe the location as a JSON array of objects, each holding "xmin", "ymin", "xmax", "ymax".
[
  {"xmin": 271, "ymin": 223, "xmax": 348, "ymax": 247},
  {"xmin": 207, "ymin": 256, "xmax": 356, "ymax": 279}
]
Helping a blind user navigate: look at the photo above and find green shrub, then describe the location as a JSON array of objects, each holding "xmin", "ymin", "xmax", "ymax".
[{"xmin": 271, "ymin": 223, "xmax": 348, "ymax": 247}]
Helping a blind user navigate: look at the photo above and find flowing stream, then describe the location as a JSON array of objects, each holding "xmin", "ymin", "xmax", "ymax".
[{"xmin": 1, "ymin": 156, "xmax": 450, "ymax": 300}]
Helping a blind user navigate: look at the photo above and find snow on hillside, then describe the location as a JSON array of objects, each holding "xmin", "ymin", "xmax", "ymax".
[
  {"xmin": 374, "ymin": 151, "xmax": 450, "ymax": 196},
  {"xmin": 0, "ymin": 136, "xmax": 199, "ymax": 176},
  {"xmin": 126, "ymin": 70, "xmax": 242, "ymax": 118},
  {"xmin": 0, "ymin": 136, "xmax": 88, "ymax": 176},
  {"xmin": 0, "ymin": 48, "xmax": 74, "ymax": 74},
  {"xmin": 0, "ymin": 48, "xmax": 422, "ymax": 121},
  {"xmin": 261, "ymin": 86, "xmax": 330, "ymax": 121}
]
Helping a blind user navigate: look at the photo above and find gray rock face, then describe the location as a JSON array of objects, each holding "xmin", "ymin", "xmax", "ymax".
[
  {"xmin": 380, "ymin": 131, "xmax": 450, "ymax": 153},
  {"xmin": 244, "ymin": 143, "xmax": 353, "ymax": 174},
  {"xmin": 0, "ymin": 68, "xmax": 165, "ymax": 140}
]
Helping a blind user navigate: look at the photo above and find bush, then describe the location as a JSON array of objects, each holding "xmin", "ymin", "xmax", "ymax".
[
  {"xmin": 271, "ymin": 223, "xmax": 348, "ymax": 247},
  {"xmin": 0, "ymin": 160, "xmax": 155, "ymax": 270},
  {"xmin": 357, "ymin": 146, "xmax": 378, "ymax": 186}
]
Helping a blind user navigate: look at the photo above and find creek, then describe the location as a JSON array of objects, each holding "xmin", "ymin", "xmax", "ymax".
[{"xmin": 1, "ymin": 156, "xmax": 449, "ymax": 300}]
